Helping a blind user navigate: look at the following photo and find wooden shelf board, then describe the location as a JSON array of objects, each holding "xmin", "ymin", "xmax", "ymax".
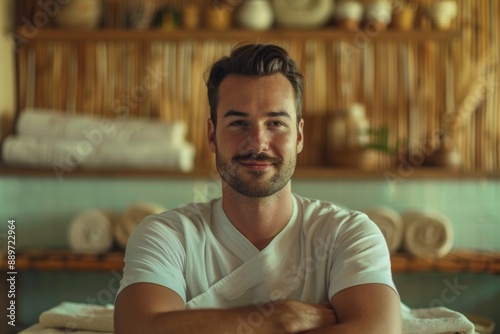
[
  {"xmin": 2, "ymin": 249, "xmax": 499, "ymax": 274},
  {"xmin": 0, "ymin": 166, "xmax": 497, "ymax": 180},
  {"xmin": 14, "ymin": 28, "xmax": 459, "ymax": 43}
]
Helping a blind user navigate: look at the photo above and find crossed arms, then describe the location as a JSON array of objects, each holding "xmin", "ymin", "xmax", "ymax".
[{"xmin": 114, "ymin": 282, "xmax": 401, "ymax": 334}]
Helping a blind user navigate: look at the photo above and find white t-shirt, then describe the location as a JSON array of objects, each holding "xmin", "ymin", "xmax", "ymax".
[{"xmin": 117, "ymin": 194, "xmax": 397, "ymax": 308}]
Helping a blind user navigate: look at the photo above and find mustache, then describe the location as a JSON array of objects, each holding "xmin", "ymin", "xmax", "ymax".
[{"xmin": 233, "ymin": 153, "xmax": 282, "ymax": 163}]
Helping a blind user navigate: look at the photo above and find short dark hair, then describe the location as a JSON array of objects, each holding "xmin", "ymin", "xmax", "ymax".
[{"xmin": 205, "ymin": 42, "xmax": 304, "ymax": 127}]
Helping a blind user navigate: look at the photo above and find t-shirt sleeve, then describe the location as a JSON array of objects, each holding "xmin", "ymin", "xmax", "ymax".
[
  {"xmin": 116, "ymin": 215, "xmax": 187, "ymax": 303},
  {"xmin": 327, "ymin": 213, "xmax": 399, "ymax": 300}
]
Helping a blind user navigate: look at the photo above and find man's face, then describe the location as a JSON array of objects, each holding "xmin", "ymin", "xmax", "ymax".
[{"xmin": 208, "ymin": 74, "xmax": 304, "ymax": 197}]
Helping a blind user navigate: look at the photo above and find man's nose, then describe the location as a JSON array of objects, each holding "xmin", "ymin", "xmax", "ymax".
[{"xmin": 241, "ymin": 126, "xmax": 269, "ymax": 153}]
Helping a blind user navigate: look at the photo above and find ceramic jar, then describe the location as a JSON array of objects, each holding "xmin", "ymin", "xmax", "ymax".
[
  {"xmin": 237, "ymin": 0, "xmax": 274, "ymax": 31},
  {"xmin": 55, "ymin": 0, "xmax": 102, "ymax": 30},
  {"xmin": 334, "ymin": 1, "xmax": 364, "ymax": 31},
  {"xmin": 428, "ymin": 0, "xmax": 458, "ymax": 31},
  {"xmin": 205, "ymin": 6, "xmax": 232, "ymax": 30},
  {"xmin": 364, "ymin": 1, "xmax": 392, "ymax": 31},
  {"xmin": 272, "ymin": 0, "xmax": 333, "ymax": 29},
  {"xmin": 391, "ymin": 5, "xmax": 416, "ymax": 31},
  {"xmin": 328, "ymin": 103, "xmax": 369, "ymax": 149}
]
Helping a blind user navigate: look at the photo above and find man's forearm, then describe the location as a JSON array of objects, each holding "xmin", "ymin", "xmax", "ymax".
[
  {"xmin": 148, "ymin": 305, "xmax": 279, "ymax": 334},
  {"xmin": 117, "ymin": 300, "xmax": 336, "ymax": 334}
]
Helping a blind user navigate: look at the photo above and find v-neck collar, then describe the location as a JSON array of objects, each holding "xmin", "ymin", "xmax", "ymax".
[{"xmin": 211, "ymin": 197, "xmax": 298, "ymax": 262}]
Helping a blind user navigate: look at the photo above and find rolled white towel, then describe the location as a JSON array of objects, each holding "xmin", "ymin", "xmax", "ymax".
[
  {"xmin": 16, "ymin": 108, "xmax": 187, "ymax": 145},
  {"xmin": 364, "ymin": 207, "xmax": 404, "ymax": 254},
  {"xmin": 2, "ymin": 135, "xmax": 196, "ymax": 172},
  {"xmin": 115, "ymin": 202, "xmax": 166, "ymax": 249},
  {"xmin": 68, "ymin": 210, "xmax": 115, "ymax": 254},
  {"xmin": 401, "ymin": 210, "xmax": 454, "ymax": 258}
]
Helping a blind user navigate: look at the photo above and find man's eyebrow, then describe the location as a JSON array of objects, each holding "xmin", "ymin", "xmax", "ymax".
[
  {"xmin": 223, "ymin": 110, "xmax": 248, "ymax": 118},
  {"xmin": 223, "ymin": 110, "xmax": 292, "ymax": 119},
  {"xmin": 267, "ymin": 111, "xmax": 291, "ymax": 119}
]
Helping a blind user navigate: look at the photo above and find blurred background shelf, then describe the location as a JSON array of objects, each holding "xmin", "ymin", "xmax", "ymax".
[
  {"xmin": 0, "ymin": 166, "xmax": 498, "ymax": 180},
  {"xmin": 14, "ymin": 28, "xmax": 459, "ymax": 42}
]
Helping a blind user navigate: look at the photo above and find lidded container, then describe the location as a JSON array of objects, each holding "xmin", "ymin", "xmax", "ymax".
[
  {"xmin": 327, "ymin": 103, "xmax": 370, "ymax": 168},
  {"xmin": 328, "ymin": 103, "xmax": 369, "ymax": 149}
]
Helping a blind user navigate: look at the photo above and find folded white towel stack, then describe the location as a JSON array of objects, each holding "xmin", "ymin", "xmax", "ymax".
[
  {"xmin": 364, "ymin": 206, "xmax": 404, "ymax": 253},
  {"xmin": 37, "ymin": 302, "xmax": 113, "ymax": 333},
  {"xmin": 401, "ymin": 302, "xmax": 476, "ymax": 334},
  {"xmin": 19, "ymin": 324, "xmax": 111, "ymax": 333},
  {"xmin": 68, "ymin": 210, "xmax": 116, "ymax": 254},
  {"xmin": 115, "ymin": 202, "xmax": 166, "ymax": 249},
  {"xmin": 402, "ymin": 209, "xmax": 454, "ymax": 258},
  {"xmin": 2, "ymin": 109, "xmax": 195, "ymax": 172},
  {"xmin": 19, "ymin": 302, "xmax": 478, "ymax": 334},
  {"xmin": 2, "ymin": 135, "xmax": 195, "ymax": 171}
]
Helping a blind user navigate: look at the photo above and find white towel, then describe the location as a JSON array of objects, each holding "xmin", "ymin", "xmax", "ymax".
[
  {"xmin": 19, "ymin": 323, "xmax": 112, "ymax": 334},
  {"xmin": 115, "ymin": 202, "xmax": 166, "ymax": 249},
  {"xmin": 84, "ymin": 140, "xmax": 196, "ymax": 172},
  {"xmin": 2, "ymin": 135, "xmax": 196, "ymax": 172},
  {"xmin": 402, "ymin": 210, "xmax": 454, "ymax": 258},
  {"xmin": 26, "ymin": 302, "xmax": 114, "ymax": 333},
  {"xmin": 19, "ymin": 302, "xmax": 477, "ymax": 334},
  {"xmin": 364, "ymin": 207, "xmax": 404, "ymax": 253},
  {"xmin": 16, "ymin": 108, "xmax": 187, "ymax": 145},
  {"xmin": 68, "ymin": 210, "xmax": 115, "ymax": 254},
  {"xmin": 402, "ymin": 303, "xmax": 476, "ymax": 334}
]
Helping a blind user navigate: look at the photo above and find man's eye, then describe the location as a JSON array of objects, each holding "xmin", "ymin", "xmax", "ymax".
[
  {"xmin": 229, "ymin": 121, "xmax": 246, "ymax": 127},
  {"xmin": 269, "ymin": 121, "xmax": 285, "ymax": 127}
]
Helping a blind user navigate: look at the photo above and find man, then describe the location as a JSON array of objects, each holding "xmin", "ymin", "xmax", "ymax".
[{"xmin": 115, "ymin": 42, "xmax": 401, "ymax": 333}]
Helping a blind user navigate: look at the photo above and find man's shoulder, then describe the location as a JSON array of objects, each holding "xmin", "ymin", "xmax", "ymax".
[
  {"xmin": 293, "ymin": 194, "xmax": 369, "ymax": 228},
  {"xmin": 293, "ymin": 194, "xmax": 361, "ymax": 216}
]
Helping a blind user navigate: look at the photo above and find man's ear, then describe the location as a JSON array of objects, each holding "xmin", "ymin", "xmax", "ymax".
[
  {"xmin": 297, "ymin": 118, "xmax": 304, "ymax": 154},
  {"xmin": 207, "ymin": 118, "xmax": 216, "ymax": 153}
]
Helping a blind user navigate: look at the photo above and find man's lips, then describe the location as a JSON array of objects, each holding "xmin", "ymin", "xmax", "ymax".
[
  {"xmin": 238, "ymin": 161, "xmax": 274, "ymax": 170},
  {"xmin": 234, "ymin": 153, "xmax": 281, "ymax": 163}
]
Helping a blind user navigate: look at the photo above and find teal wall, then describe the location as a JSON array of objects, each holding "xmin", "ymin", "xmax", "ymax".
[
  {"xmin": 1, "ymin": 174, "xmax": 499, "ymax": 332},
  {"xmin": 0, "ymin": 175, "xmax": 498, "ymax": 250}
]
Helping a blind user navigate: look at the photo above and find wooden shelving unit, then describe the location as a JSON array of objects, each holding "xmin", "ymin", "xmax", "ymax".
[{"xmin": 2, "ymin": 249, "xmax": 499, "ymax": 274}]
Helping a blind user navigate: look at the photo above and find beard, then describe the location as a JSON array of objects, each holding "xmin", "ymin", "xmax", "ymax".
[{"xmin": 215, "ymin": 150, "xmax": 297, "ymax": 198}]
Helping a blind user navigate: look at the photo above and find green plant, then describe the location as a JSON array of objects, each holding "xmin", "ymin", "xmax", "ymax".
[{"xmin": 363, "ymin": 126, "xmax": 400, "ymax": 155}]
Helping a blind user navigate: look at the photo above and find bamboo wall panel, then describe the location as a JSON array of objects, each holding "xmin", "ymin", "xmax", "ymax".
[{"xmin": 14, "ymin": 0, "xmax": 500, "ymax": 173}]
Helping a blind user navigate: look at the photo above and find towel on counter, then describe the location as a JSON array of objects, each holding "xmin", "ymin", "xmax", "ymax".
[
  {"xmin": 16, "ymin": 108, "xmax": 188, "ymax": 146},
  {"xmin": 17, "ymin": 302, "xmax": 114, "ymax": 333},
  {"xmin": 19, "ymin": 324, "xmax": 112, "ymax": 334},
  {"xmin": 402, "ymin": 303, "xmax": 476, "ymax": 334},
  {"xmin": 19, "ymin": 302, "xmax": 477, "ymax": 334}
]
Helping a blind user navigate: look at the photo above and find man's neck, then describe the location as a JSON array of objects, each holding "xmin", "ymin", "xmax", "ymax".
[{"xmin": 221, "ymin": 183, "xmax": 294, "ymax": 251}]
